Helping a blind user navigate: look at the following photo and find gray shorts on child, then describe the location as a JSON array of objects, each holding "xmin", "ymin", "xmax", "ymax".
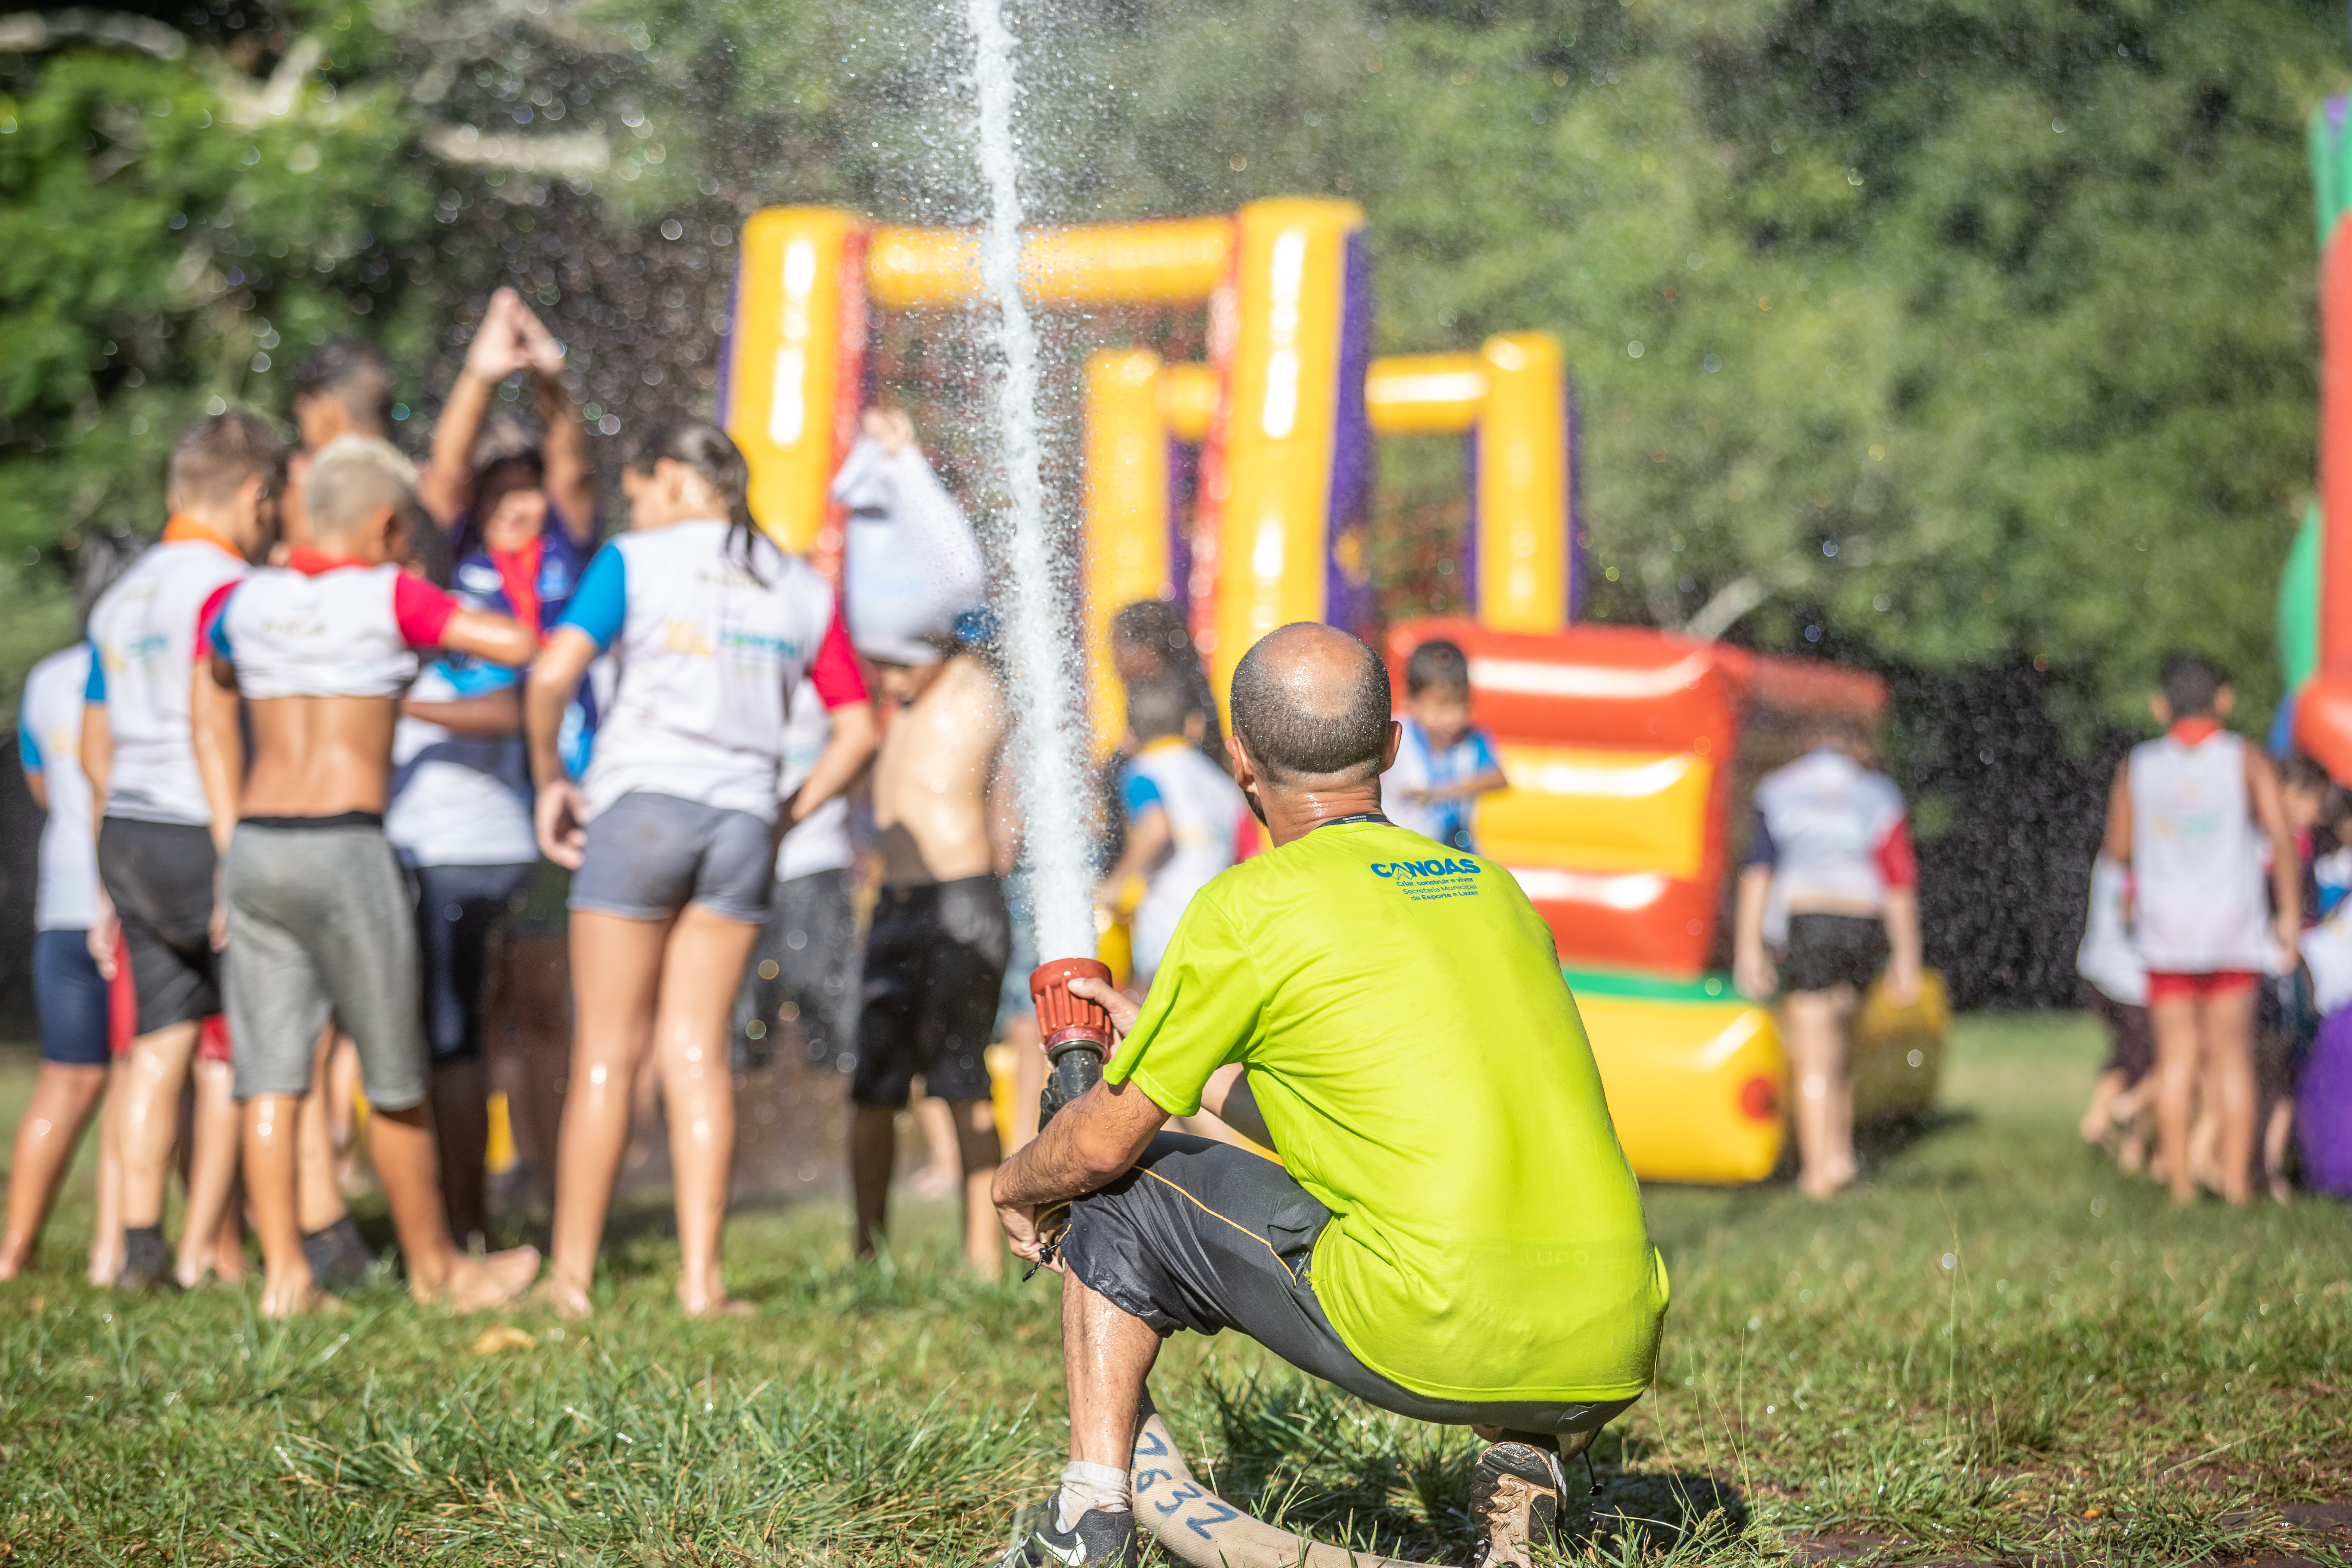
[
  {"xmin": 222, "ymin": 816, "xmax": 429, "ymax": 1113},
  {"xmin": 568, "ymin": 790, "xmax": 775, "ymax": 924}
]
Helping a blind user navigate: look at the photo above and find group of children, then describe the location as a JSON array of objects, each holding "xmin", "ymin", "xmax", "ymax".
[
  {"xmin": 0, "ymin": 291, "xmax": 900, "ymax": 1314},
  {"xmin": 2079, "ymin": 654, "xmax": 2352, "ymax": 1203}
]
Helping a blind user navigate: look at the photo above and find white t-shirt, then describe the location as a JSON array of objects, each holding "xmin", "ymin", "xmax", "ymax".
[
  {"xmin": 774, "ymin": 678, "xmax": 853, "ymax": 880},
  {"xmin": 386, "ymin": 660, "xmax": 537, "ymax": 868},
  {"xmin": 2076, "ymin": 853, "xmax": 2148, "ymax": 1006},
  {"xmin": 18, "ymin": 644, "xmax": 101, "ymax": 929},
  {"xmin": 557, "ymin": 520, "xmax": 867, "ymax": 822},
  {"xmin": 84, "ymin": 531, "xmax": 250, "ymax": 825},
  {"xmin": 1121, "ymin": 737, "xmax": 1250, "ymax": 978},
  {"xmin": 208, "ymin": 558, "xmax": 454, "ymax": 700},
  {"xmin": 1749, "ymin": 746, "xmax": 1913, "ymax": 945},
  {"xmin": 2126, "ymin": 728, "xmax": 2275, "ymax": 974}
]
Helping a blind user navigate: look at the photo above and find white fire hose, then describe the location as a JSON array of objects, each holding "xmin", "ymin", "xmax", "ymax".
[{"xmin": 1124, "ymin": 1391, "xmax": 1439, "ymax": 1568}]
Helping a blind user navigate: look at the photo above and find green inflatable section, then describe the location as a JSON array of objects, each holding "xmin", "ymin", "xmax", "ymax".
[
  {"xmin": 2282, "ymin": 501, "xmax": 2321, "ymax": 697},
  {"xmin": 2314, "ymin": 97, "xmax": 2352, "ymax": 252}
]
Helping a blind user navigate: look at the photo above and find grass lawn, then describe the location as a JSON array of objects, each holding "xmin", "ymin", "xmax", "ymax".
[{"xmin": 1, "ymin": 1011, "xmax": 2347, "ymax": 1565}]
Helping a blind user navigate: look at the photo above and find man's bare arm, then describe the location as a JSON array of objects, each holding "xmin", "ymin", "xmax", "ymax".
[{"xmin": 992, "ymin": 1077, "xmax": 1170, "ymax": 1212}]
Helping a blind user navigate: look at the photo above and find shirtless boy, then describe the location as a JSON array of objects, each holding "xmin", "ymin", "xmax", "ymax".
[
  {"xmin": 195, "ymin": 435, "xmax": 542, "ymax": 1314},
  {"xmin": 851, "ymin": 632, "xmax": 1012, "ymax": 1276}
]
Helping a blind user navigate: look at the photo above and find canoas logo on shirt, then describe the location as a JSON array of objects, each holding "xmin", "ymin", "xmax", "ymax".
[{"xmin": 1370, "ymin": 858, "xmax": 1481, "ymax": 878}]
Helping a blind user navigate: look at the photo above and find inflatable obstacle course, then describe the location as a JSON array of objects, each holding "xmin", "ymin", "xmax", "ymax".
[{"xmin": 723, "ymin": 196, "xmax": 1942, "ymax": 1189}]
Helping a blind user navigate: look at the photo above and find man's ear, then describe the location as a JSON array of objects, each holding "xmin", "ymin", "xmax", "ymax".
[
  {"xmin": 1379, "ymin": 718, "xmax": 1402, "ymax": 773},
  {"xmin": 1226, "ymin": 732, "xmax": 1259, "ymax": 794}
]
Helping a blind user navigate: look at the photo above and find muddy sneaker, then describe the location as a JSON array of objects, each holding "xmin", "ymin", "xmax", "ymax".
[
  {"xmin": 1001, "ymin": 1497, "xmax": 1137, "ymax": 1566},
  {"xmin": 116, "ymin": 1225, "xmax": 175, "ymax": 1293},
  {"xmin": 1470, "ymin": 1439, "xmax": 1567, "ymax": 1567},
  {"xmin": 302, "ymin": 1216, "xmax": 379, "ymax": 1292}
]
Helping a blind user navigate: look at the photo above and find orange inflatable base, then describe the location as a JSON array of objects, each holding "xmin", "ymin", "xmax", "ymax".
[{"xmin": 2294, "ymin": 671, "xmax": 2352, "ymax": 784}]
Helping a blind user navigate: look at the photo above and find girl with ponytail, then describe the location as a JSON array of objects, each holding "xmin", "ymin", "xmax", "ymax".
[{"xmin": 521, "ymin": 416, "xmax": 878, "ymax": 1318}]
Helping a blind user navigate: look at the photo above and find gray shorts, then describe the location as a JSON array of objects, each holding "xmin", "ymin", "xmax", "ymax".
[
  {"xmin": 569, "ymin": 790, "xmax": 773, "ymax": 924},
  {"xmin": 222, "ymin": 817, "xmax": 429, "ymax": 1113}
]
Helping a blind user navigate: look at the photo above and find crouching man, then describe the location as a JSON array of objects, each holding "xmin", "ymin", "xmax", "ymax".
[
  {"xmin": 196, "ymin": 435, "xmax": 544, "ymax": 1316},
  {"xmin": 994, "ymin": 623, "xmax": 1671, "ymax": 1568}
]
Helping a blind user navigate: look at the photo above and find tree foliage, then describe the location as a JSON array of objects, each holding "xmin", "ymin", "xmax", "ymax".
[{"xmin": 2, "ymin": 0, "xmax": 2345, "ymax": 729}]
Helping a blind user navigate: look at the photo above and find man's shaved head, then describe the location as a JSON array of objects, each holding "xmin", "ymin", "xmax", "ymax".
[
  {"xmin": 306, "ymin": 435, "xmax": 417, "ymax": 542},
  {"xmin": 1229, "ymin": 623, "xmax": 1393, "ymax": 786}
]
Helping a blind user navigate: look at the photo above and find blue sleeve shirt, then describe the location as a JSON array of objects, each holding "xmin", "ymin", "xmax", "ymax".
[
  {"xmin": 81, "ymin": 634, "xmax": 106, "ymax": 703},
  {"xmin": 556, "ymin": 541, "xmax": 628, "ymax": 653}
]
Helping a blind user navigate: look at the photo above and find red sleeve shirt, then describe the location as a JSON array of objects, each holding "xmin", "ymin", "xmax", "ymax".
[
  {"xmin": 1874, "ymin": 816, "xmax": 1919, "ymax": 890},
  {"xmin": 391, "ymin": 572, "xmax": 458, "ymax": 649},
  {"xmin": 194, "ymin": 580, "xmax": 240, "ymax": 660},
  {"xmin": 808, "ymin": 600, "xmax": 868, "ymax": 709}
]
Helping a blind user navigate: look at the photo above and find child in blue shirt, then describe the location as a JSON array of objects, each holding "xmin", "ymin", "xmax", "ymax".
[{"xmin": 1383, "ymin": 639, "xmax": 1506, "ymax": 853}]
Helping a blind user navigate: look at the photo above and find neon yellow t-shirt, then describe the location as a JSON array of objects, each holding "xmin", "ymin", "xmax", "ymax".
[{"xmin": 1104, "ymin": 820, "xmax": 1669, "ymax": 1404}]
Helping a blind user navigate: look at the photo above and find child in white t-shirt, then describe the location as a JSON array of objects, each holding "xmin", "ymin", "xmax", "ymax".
[{"xmin": 1383, "ymin": 640, "xmax": 1505, "ymax": 853}]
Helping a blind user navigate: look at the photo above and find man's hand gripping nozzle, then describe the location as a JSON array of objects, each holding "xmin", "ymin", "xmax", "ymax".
[{"xmin": 1023, "ymin": 957, "xmax": 1117, "ymax": 1280}]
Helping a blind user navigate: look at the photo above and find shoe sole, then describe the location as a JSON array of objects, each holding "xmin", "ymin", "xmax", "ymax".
[{"xmin": 1472, "ymin": 1441, "xmax": 1563, "ymax": 1567}]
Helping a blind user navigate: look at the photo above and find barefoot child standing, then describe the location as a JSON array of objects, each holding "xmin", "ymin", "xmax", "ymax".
[
  {"xmin": 2100, "ymin": 655, "xmax": 2300, "ymax": 1207},
  {"xmin": 196, "ymin": 436, "xmax": 544, "ymax": 1314}
]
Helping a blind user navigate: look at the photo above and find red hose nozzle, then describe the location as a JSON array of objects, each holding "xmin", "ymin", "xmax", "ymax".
[{"xmin": 1031, "ymin": 957, "xmax": 1115, "ymax": 1060}]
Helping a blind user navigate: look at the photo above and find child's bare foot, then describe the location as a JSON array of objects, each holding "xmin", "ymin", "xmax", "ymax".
[
  {"xmin": 260, "ymin": 1270, "xmax": 328, "ymax": 1318},
  {"xmin": 532, "ymin": 1271, "xmax": 593, "ymax": 1319},
  {"xmin": 678, "ymin": 1288, "xmax": 754, "ymax": 1319},
  {"xmin": 416, "ymin": 1246, "xmax": 541, "ymax": 1312},
  {"xmin": 0, "ymin": 1240, "xmax": 28, "ymax": 1281}
]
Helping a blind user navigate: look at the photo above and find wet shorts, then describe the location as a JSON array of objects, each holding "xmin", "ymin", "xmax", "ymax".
[
  {"xmin": 34, "ymin": 928, "xmax": 109, "ymax": 1066},
  {"xmin": 735, "ymin": 867, "xmax": 861, "ymax": 1071},
  {"xmin": 222, "ymin": 816, "xmax": 428, "ymax": 1113},
  {"xmin": 1781, "ymin": 912, "xmax": 1886, "ymax": 995},
  {"xmin": 851, "ymin": 876, "xmax": 1010, "ymax": 1108},
  {"xmin": 2085, "ymin": 983, "xmax": 2153, "ymax": 1086},
  {"xmin": 2145, "ymin": 971, "xmax": 2259, "ymax": 1004},
  {"xmin": 1063, "ymin": 1133, "xmax": 1640, "ymax": 1437},
  {"xmin": 96, "ymin": 816, "xmax": 221, "ymax": 1034},
  {"xmin": 569, "ymin": 791, "xmax": 773, "ymax": 925}
]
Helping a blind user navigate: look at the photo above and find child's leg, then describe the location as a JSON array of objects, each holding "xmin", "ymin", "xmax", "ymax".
[
  {"xmin": 2264, "ymin": 1097, "xmax": 2296, "ymax": 1204},
  {"xmin": 2149, "ymin": 998, "xmax": 2203, "ymax": 1203},
  {"xmin": 2080, "ymin": 1068, "xmax": 2127, "ymax": 1145},
  {"xmin": 2200, "ymin": 985, "xmax": 2257, "ymax": 1206}
]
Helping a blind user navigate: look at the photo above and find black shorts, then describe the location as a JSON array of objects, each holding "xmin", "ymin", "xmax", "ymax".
[
  {"xmin": 412, "ymin": 861, "xmax": 534, "ymax": 1064},
  {"xmin": 96, "ymin": 816, "xmax": 221, "ymax": 1035},
  {"xmin": 851, "ymin": 876, "xmax": 1009, "ymax": 1107},
  {"xmin": 735, "ymin": 867, "xmax": 861, "ymax": 1072},
  {"xmin": 1781, "ymin": 913, "xmax": 1886, "ymax": 995},
  {"xmin": 1063, "ymin": 1134, "xmax": 1638, "ymax": 1436},
  {"xmin": 2085, "ymin": 983, "xmax": 2154, "ymax": 1085}
]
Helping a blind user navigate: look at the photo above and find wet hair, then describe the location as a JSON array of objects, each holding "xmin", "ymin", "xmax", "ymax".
[
  {"xmin": 306, "ymin": 435, "xmax": 418, "ymax": 542},
  {"xmin": 627, "ymin": 418, "xmax": 761, "ymax": 577},
  {"xmin": 1125, "ymin": 678, "xmax": 1197, "ymax": 745},
  {"xmin": 73, "ymin": 526, "xmax": 144, "ymax": 632},
  {"xmin": 1112, "ymin": 599, "xmax": 1194, "ymax": 662},
  {"xmin": 1229, "ymin": 624, "xmax": 1392, "ymax": 786},
  {"xmin": 1405, "ymin": 639, "xmax": 1470, "ymax": 697},
  {"xmin": 2282, "ymin": 752, "xmax": 2333, "ymax": 795},
  {"xmin": 293, "ymin": 338, "xmax": 395, "ymax": 432},
  {"xmin": 2160, "ymin": 653, "xmax": 2227, "ymax": 718},
  {"xmin": 167, "ymin": 410, "xmax": 286, "ymax": 514}
]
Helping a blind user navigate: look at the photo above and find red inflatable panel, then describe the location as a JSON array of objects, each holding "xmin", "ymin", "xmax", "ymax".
[
  {"xmin": 1720, "ymin": 648, "xmax": 1888, "ymax": 724},
  {"xmin": 1384, "ymin": 619, "xmax": 1738, "ymax": 755},
  {"xmin": 2296, "ymin": 670, "xmax": 2352, "ymax": 786},
  {"xmin": 1511, "ymin": 868, "xmax": 1720, "ymax": 975}
]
